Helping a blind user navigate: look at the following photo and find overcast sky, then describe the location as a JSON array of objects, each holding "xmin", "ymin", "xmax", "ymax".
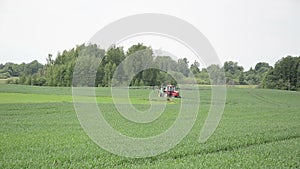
[{"xmin": 0, "ymin": 0, "xmax": 299, "ymax": 70}]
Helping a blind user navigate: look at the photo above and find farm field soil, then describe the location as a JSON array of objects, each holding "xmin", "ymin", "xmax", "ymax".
[
  {"xmin": 0, "ymin": 79, "xmax": 7, "ymax": 84},
  {"xmin": 0, "ymin": 84, "xmax": 299, "ymax": 168}
]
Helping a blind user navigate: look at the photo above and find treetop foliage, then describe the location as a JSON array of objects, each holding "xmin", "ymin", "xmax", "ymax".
[{"xmin": 1, "ymin": 44, "xmax": 299, "ymax": 91}]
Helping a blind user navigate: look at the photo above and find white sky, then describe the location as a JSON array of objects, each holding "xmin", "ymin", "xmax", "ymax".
[{"xmin": 0, "ymin": 0, "xmax": 299, "ymax": 70}]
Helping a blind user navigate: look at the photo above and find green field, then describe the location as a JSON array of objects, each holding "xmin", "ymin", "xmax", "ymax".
[{"xmin": 0, "ymin": 84, "xmax": 299, "ymax": 168}]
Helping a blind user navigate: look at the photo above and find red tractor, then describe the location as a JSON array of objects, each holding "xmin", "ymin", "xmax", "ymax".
[{"xmin": 158, "ymin": 84, "xmax": 181, "ymax": 98}]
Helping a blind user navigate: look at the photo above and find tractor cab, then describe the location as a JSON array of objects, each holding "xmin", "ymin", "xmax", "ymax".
[{"xmin": 159, "ymin": 84, "xmax": 181, "ymax": 98}]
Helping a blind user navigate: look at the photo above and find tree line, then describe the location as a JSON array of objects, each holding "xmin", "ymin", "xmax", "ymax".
[{"xmin": 0, "ymin": 43, "xmax": 299, "ymax": 91}]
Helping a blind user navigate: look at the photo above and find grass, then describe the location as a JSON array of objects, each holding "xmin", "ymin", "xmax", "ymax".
[{"xmin": 0, "ymin": 84, "xmax": 299, "ymax": 168}]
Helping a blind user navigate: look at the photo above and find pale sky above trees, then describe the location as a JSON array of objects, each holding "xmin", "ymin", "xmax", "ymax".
[{"xmin": 0, "ymin": 0, "xmax": 299, "ymax": 70}]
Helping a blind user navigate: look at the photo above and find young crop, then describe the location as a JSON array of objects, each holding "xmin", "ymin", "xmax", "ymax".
[{"xmin": 0, "ymin": 85, "xmax": 299, "ymax": 168}]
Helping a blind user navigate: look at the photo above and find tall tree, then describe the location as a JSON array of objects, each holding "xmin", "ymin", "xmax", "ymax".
[
  {"xmin": 190, "ymin": 60, "xmax": 200, "ymax": 75},
  {"xmin": 263, "ymin": 56, "xmax": 300, "ymax": 90},
  {"xmin": 223, "ymin": 61, "xmax": 244, "ymax": 84},
  {"xmin": 177, "ymin": 58, "xmax": 189, "ymax": 77}
]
